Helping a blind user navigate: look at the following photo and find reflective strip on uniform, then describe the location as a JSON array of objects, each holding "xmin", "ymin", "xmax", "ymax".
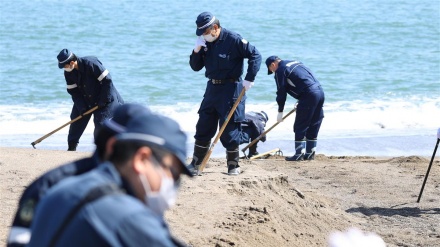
[
  {"xmin": 285, "ymin": 62, "xmax": 301, "ymax": 79},
  {"xmin": 287, "ymin": 78, "xmax": 296, "ymax": 87},
  {"xmin": 286, "ymin": 61, "xmax": 300, "ymax": 67},
  {"xmin": 7, "ymin": 227, "xmax": 31, "ymax": 245},
  {"xmin": 67, "ymin": 84, "xmax": 78, "ymax": 89},
  {"xmin": 97, "ymin": 69, "xmax": 109, "ymax": 81}
]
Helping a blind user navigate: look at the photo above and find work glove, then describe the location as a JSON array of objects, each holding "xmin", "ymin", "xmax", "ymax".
[
  {"xmin": 277, "ymin": 112, "xmax": 283, "ymax": 123},
  {"xmin": 242, "ymin": 80, "xmax": 254, "ymax": 91},
  {"xmin": 194, "ymin": 36, "xmax": 206, "ymax": 53},
  {"xmin": 329, "ymin": 227, "xmax": 386, "ymax": 247}
]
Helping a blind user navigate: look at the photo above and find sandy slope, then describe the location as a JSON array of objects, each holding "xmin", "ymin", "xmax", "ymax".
[{"xmin": 1, "ymin": 147, "xmax": 439, "ymax": 246}]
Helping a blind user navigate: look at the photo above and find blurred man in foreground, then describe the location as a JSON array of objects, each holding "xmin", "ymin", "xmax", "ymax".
[
  {"xmin": 28, "ymin": 111, "xmax": 192, "ymax": 246},
  {"xmin": 8, "ymin": 104, "xmax": 149, "ymax": 247}
]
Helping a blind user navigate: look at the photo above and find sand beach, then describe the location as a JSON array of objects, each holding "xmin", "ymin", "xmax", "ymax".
[{"xmin": 1, "ymin": 147, "xmax": 439, "ymax": 246}]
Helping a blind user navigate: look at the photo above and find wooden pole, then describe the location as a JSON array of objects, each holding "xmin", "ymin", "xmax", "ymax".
[
  {"xmin": 241, "ymin": 107, "xmax": 297, "ymax": 154},
  {"xmin": 31, "ymin": 106, "xmax": 99, "ymax": 148},
  {"xmin": 249, "ymin": 148, "xmax": 281, "ymax": 160}
]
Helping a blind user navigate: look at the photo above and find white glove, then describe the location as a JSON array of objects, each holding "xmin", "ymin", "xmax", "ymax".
[
  {"xmin": 242, "ymin": 80, "xmax": 254, "ymax": 91},
  {"xmin": 277, "ymin": 112, "xmax": 283, "ymax": 122},
  {"xmin": 193, "ymin": 36, "xmax": 206, "ymax": 53},
  {"xmin": 329, "ymin": 228, "xmax": 386, "ymax": 247}
]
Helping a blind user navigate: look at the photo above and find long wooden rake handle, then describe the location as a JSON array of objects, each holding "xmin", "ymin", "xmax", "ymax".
[
  {"xmin": 199, "ymin": 88, "xmax": 246, "ymax": 172},
  {"xmin": 241, "ymin": 107, "xmax": 297, "ymax": 153},
  {"xmin": 249, "ymin": 148, "xmax": 281, "ymax": 160},
  {"xmin": 31, "ymin": 106, "xmax": 99, "ymax": 148}
]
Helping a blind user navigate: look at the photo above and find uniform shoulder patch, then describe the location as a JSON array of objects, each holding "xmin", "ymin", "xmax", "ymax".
[
  {"xmin": 241, "ymin": 38, "xmax": 248, "ymax": 44},
  {"xmin": 19, "ymin": 199, "xmax": 35, "ymax": 225}
]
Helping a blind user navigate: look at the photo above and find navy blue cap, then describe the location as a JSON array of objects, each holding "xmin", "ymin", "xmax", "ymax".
[
  {"xmin": 195, "ymin": 12, "xmax": 216, "ymax": 36},
  {"xmin": 265, "ymin": 55, "xmax": 280, "ymax": 75},
  {"xmin": 259, "ymin": 111, "xmax": 269, "ymax": 123},
  {"xmin": 57, "ymin": 49, "xmax": 74, "ymax": 69},
  {"xmin": 95, "ymin": 104, "xmax": 150, "ymax": 158},
  {"xmin": 117, "ymin": 112, "xmax": 192, "ymax": 177},
  {"xmin": 103, "ymin": 103, "xmax": 150, "ymax": 134}
]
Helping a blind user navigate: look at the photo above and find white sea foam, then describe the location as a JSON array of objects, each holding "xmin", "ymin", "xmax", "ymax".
[
  {"xmin": 1, "ymin": 98, "xmax": 438, "ymax": 138},
  {"xmin": 1, "ymin": 98, "xmax": 439, "ymax": 157}
]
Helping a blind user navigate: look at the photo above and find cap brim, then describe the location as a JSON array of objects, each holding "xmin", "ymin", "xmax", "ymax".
[
  {"xmin": 267, "ymin": 69, "xmax": 273, "ymax": 75},
  {"xmin": 174, "ymin": 152, "xmax": 193, "ymax": 177},
  {"xmin": 196, "ymin": 28, "xmax": 207, "ymax": 36},
  {"xmin": 177, "ymin": 156, "xmax": 194, "ymax": 177},
  {"xmin": 58, "ymin": 62, "xmax": 66, "ymax": 69}
]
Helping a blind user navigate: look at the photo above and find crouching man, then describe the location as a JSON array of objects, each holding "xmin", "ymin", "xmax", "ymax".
[{"xmin": 241, "ymin": 111, "xmax": 269, "ymax": 158}]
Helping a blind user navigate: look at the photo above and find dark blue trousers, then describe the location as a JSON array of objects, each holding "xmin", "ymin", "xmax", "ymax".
[
  {"xmin": 294, "ymin": 85, "xmax": 325, "ymax": 141},
  {"xmin": 194, "ymin": 81, "xmax": 246, "ymax": 150},
  {"xmin": 68, "ymin": 101, "xmax": 121, "ymax": 144}
]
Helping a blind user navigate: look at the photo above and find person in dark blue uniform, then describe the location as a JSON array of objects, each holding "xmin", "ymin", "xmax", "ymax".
[
  {"xmin": 266, "ymin": 56, "xmax": 325, "ymax": 161},
  {"xmin": 189, "ymin": 12, "xmax": 262, "ymax": 175},
  {"xmin": 57, "ymin": 49, "xmax": 124, "ymax": 151},
  {"xmin": 27, "ymin": 112, "xmax": 191, "ymax": 247},
  {"xmin": 7, "ymin": 104, "xmax": 150, "ymax": 247},
  {"xmin": 241, "ymin": 111, "xmax": 269, "ymax": 158}
]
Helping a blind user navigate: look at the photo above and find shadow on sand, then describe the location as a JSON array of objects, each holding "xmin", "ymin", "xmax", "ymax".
[{"xmin": 346, "ymin": 207, "xmax": 440, "ymax": 217}]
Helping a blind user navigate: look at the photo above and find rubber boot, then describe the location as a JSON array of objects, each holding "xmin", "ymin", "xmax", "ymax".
[
  {"xmin": 227, "ymin": 147, "xmax": 240, "ymax": 175},
  {"xmin": 248, "ymin": 141, "xmax": 259, "ymax": 158},
  {"xmin": 285, "ymin": 141, "xmax": 305, "ymax": 161},
  {"xmin": 67, "ymin": 142, "xmax": 78, "ymax": 151},
  {"xmin": 304, "ymin": 139, "xmax": 317, "ymax": 160},
  {"xmin": 189, "ymin": 140, "xmax": 210, "ymax": 175}
]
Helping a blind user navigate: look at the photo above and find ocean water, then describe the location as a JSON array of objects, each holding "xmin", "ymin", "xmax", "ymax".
[{"xmin": 0, "ymin": 0, "xmax": 439, "ymax": 158}]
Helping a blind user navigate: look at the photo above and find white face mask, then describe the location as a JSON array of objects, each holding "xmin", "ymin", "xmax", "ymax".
[
  {"xmin": 203, "ymin": 28, "xmax": 217, "ymax": 42},
  {"xmin": 63, "ymin": 64, "xmax": 74, "ymax": 72},
  {"xmin": 138, "ymin": 166, "xmax": 178, "ymax": 215}
]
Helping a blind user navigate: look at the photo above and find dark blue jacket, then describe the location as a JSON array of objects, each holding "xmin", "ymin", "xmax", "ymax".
[
  {"xmin": 189, "ymin": 28, "xmax": 261, "ymax": 82},
  {"xmin": 64, "ymin": 56, "xmax": 123, "ymax": 113},
  {"xmin": 7, "ymin": 153, "xmax": 100, "ymax": 247},
  {"xmin": 28, "ymin": 163, "xmax": 181, "ymax": 247},
  {"xmin": 274, "ymin": 60, "xmax": 321, "ymax": 112}
]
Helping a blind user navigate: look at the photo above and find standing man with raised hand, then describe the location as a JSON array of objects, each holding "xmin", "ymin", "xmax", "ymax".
[
  {"xmin": 57, "ymin": 48, "xmax": 124, "ymax": 151},
  {"xmin": 27, "ymin": 112, "xmax": 192, "ymax": 247},
  {"xmin": 189, "ymin": 11, "xmax": 262, "ymax": 175},
  {"xmin": 266, "ymin": 55, "xmax": 325, "ymax": 161}
]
